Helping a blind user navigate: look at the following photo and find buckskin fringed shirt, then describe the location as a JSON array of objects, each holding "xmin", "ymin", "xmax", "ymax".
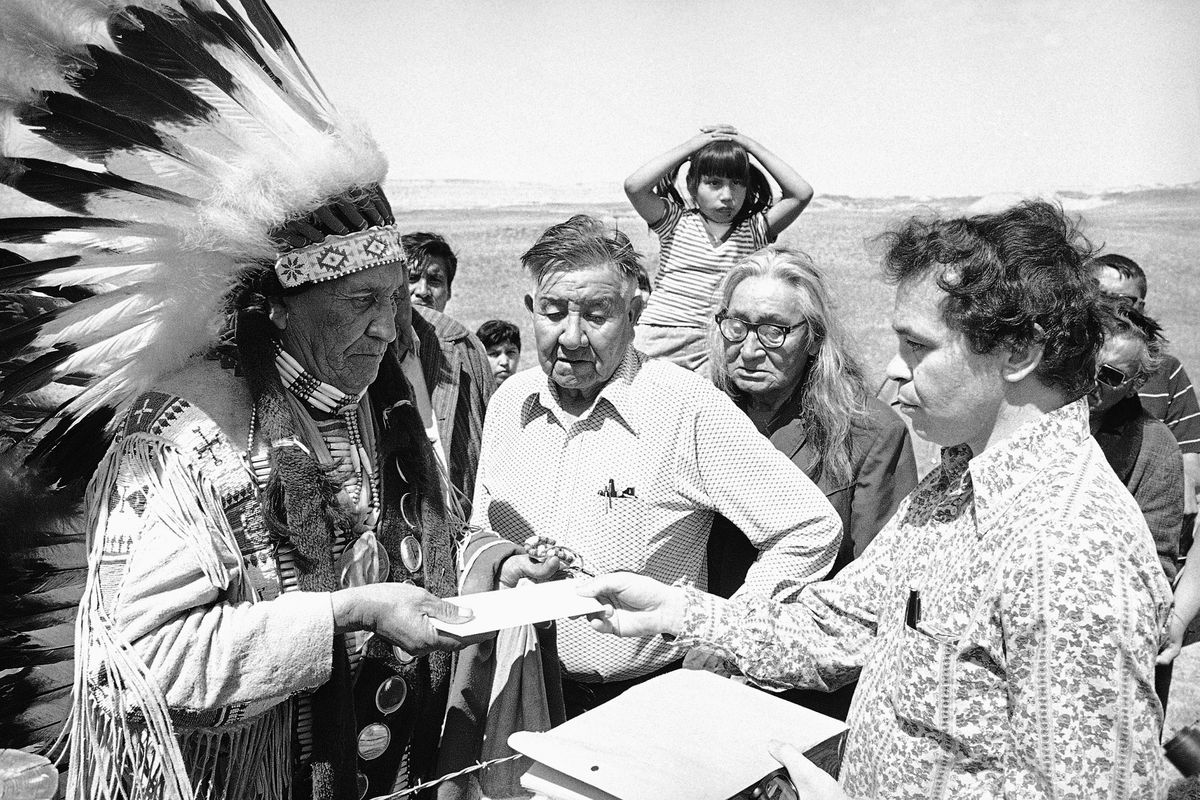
[
  {"xmin": 675, "ymin": 399, "xmax": 1171, "ymax": 799},
  {"xmin": 68, "ymin": 359, "xmax": 508, "ymax": 800}
]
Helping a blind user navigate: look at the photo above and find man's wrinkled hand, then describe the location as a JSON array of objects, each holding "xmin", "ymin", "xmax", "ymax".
[{"xmin": 334, "ymin": 583, "xmax": 472, "ymax": 656}]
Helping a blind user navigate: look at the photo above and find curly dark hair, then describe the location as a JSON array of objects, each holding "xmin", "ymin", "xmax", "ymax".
[{"xmin": 878, "ymin": 199, "xmax": 1101, "ymax": 398}]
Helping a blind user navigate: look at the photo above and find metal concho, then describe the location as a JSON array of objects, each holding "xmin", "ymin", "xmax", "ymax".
[
  {"xmin": 357, "ymin": 722, "xmax": 391, "ymax": 760},
  {"xmin": 375, "ymin": 676, "xmax": 408, "ymax": 715},
  {"xmin": 400, "ymin": 534, "xmax": 422, "ymax": 572}
]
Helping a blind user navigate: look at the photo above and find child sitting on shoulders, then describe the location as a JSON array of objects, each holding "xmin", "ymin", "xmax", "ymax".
[
  {"xmin": 476, "ymin": 319, "xmax": 522, "ymax": 388},
  {"xmin": 624, "ymin": 125, "xmax": 812, "ymax": 373}
]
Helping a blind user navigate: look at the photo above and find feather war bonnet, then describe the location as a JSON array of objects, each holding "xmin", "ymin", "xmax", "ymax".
[{"xmin": 0, "ymin": 0, "xmax": 396, "ymax": 459}]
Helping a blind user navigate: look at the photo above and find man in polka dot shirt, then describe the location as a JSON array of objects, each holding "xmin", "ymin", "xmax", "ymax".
[{"xmin": 470, "ymin": 214, "xmax": 841, "ymax": 716}]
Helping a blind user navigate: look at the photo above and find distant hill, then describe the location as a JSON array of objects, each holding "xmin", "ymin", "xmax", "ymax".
[
  {"xmin": 384, "ymin": 180, "xmax": 626, "ymax": 211},
  {"xmin": 385, "ymin": 179, "xmax": 1200, "ymax": 213}
]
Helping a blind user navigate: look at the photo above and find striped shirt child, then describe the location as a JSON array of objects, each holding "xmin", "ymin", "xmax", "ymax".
[{"xmin": 634, "ymin": 200, "xmax": 769, "ymax": 370}]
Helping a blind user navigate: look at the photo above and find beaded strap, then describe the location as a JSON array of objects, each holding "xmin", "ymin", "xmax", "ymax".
[
  {"xmin": 268, "ymin": 345, "xmax": 378, "ymax": 523},
  {"xmin": 274, "ymin": 343, "xmax": 365, "ymax": 415}
]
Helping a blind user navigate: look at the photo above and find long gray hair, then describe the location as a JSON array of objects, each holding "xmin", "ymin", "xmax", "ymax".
[{"xmin": 709, "ymin": 246, "xmax": 869, "ymax": 485}]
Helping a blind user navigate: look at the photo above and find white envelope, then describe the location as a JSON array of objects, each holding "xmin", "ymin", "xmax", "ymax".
[{"xmin": 429, "ymin": 577, "xmax": 607, "ymax": 638}]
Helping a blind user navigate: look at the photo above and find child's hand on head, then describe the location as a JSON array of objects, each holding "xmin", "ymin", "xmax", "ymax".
[
  {"xmin": 701, "ymin": 125, "xmax": 755, "ymax": 150},
  {"xmin": 686, "ymin": 125, "xmax": 737, "ymax": 152}
]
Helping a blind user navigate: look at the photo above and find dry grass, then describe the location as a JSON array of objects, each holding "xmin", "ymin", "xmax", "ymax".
[{"xmin": 398, "ymin": 189, "xmax": 1200, "ymax": 390}]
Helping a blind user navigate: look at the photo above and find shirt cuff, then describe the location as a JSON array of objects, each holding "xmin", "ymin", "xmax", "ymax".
[{"xmin": 674, "ymin": 583, "xmax": 726, "ymax": 649}]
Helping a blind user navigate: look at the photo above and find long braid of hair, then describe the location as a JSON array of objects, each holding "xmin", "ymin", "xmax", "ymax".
[
  {"xmin": 366, "ymin": 344, "xmax": 458, "ymax": 768},
  {"xmin": 235, "ymin": 303, "xmax": 348, "ymax": 577}
]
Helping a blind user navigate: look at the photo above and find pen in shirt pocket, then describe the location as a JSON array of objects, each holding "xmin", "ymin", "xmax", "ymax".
[
  {"xmin": 905, "ymin": 589, "xmax": 921, "ymax": 629},
  {"xmin": 597, "ymin": 478, "xmax": 637, "ymax": 510},
  {"xmin": 904, "ymin": 588, "xmax": 957, "ymax": 644}
]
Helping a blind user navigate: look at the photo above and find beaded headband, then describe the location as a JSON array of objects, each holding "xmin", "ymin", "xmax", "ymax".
[{"xmin": 274, "ymin": 224, "xmax": 406, "ymax": 289}]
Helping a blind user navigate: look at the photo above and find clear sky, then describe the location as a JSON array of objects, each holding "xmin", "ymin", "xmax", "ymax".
[{"xmin": 280, "ymin": 1, "xmax": 1200, "ymax": 198}]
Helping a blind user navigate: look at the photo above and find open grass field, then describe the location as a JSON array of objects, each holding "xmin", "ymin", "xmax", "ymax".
[
  {"xmin": 399, "ymin": 186, "xmax": 1200, "ymax": 780},
  {"xmin": 397, "ymin": 188, "xmax": 1199, "ymax": 390}
]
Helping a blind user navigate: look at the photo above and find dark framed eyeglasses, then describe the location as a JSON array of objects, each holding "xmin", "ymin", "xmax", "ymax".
[
  {"xmin": 1096, "ymin": 363, "xmax": 1138, "ymax": 390},
  {"xmin": 716, "ymin": 312, "xmax": 806, "ymax": 349}
]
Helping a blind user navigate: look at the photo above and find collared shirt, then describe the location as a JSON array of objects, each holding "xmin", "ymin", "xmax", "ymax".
[
  {"xmin": 472, "ymin": 346, "xmax": 840, "ymax": 682},
  {"xmin": 411, "ymin": 306, "xmax": 494, "ymax": 517},
  {"xmin": 1139, "ymin": 353, "xmax": 1200, "ymax": 454},
  {"xmin": 677, "ymin": 399, "xmax": 1171, "ymax": 799}
]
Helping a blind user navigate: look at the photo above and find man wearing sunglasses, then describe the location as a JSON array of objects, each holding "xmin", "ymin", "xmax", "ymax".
[
  {"xmin": 1089, "ymin": 295, "xmax": 1184, "ymax": 584},
  {"xmin": 1088, "ymin": 295, "xmax": 1186, "ymax": 713},
  {"xmin": 1090, "ymin": 254, "xmax": 1200, "ymax": 572}
]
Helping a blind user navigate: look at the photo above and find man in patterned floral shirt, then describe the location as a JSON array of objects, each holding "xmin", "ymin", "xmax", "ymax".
[{"xmin": 582, "ymin": 200, "xmax": 1172, "ymax": 799}]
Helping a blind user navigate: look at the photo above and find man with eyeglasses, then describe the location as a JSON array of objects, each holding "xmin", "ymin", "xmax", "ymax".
[
  {"xmin": 467, "ymin": 214, "xmax": 841, "ymax": 719},
  {"xmin": 700, "ymin": 246, "xmax": 917, "ymax": 721}
]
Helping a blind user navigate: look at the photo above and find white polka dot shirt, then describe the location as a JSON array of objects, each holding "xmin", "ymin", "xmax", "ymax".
[{"xmin": 471, "ymin": 346, "xmax": 841, "ymax": 682}]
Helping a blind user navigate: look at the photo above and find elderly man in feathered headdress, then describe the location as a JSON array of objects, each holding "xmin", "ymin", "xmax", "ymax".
[{"xmin": 0, "ymin": 2, "xmax": 552, "ymax": 797}]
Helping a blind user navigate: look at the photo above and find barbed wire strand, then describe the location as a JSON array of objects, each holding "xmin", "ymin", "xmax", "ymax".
[{"xmin": 373, "ymin": 753, "xmax": 526, "ymax": 800}]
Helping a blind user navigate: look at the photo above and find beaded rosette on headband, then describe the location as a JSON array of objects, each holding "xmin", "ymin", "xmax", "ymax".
[
  {"xmin": 0, "ymin": 0, "xmax": 400, "ymax": 440},
  {"xmin": 276, "ymin": 223, "xmax": 405, "ymax": 289}
]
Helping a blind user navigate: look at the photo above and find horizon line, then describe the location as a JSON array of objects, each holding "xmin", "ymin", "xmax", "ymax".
[{"xmin": 384, "ymin": 178, "xmax": 1200, "ymax": 203}]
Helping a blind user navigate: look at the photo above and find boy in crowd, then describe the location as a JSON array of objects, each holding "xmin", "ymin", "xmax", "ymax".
[{"xmin": 476, "ymin": 319, "xmax": 522, "ymax": 387}]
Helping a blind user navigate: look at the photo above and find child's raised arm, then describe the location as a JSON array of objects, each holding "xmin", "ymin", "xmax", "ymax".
[
  {"xmin": 623, "ymin": 125, "xmax": 737, "ymax": 226},
  {"xmin": 730, "ymin": 132, "xmax": 814, "ymax": 239}
]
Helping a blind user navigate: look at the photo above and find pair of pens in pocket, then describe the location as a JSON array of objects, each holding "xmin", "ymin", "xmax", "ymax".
[{"xmin": 597, "ymin": 478, "xmax": 636, "ymax": 509}]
